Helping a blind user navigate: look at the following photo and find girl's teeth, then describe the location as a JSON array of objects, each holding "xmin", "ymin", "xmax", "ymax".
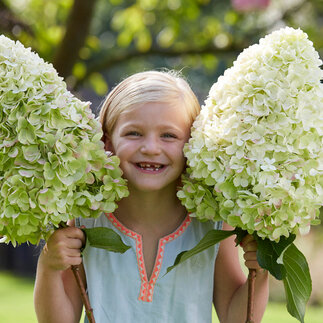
[{"xmin": 138, "ymin": 163, "xmax": 162, "ymax": 170}]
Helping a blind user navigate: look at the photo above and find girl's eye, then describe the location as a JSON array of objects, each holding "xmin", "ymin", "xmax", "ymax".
[
  {"xmin": 125, "ymin": 131, "xmax": 141, "ymax": 136},
  {"xmin": 162, "ymin": 133, "xmax": 177, "ymax": 139}
]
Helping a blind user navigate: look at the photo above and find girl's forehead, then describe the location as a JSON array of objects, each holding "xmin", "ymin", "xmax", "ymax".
[
  {"xmin": 115, "ymin": 102, "xmax": 191, "ymax": 129},
  {"xmin": 121, "ymin": 101, "xmax": 189, "ymax": 118}
]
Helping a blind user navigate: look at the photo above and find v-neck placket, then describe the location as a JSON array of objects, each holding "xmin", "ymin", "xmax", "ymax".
[{"xmin": 105, "ymin": 213, "xmax": 191, "ymax": 302}]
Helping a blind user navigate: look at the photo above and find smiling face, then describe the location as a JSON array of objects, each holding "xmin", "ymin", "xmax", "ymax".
[{"xmin": 106, "ymin": 102, "xmax": 191, "ymax": 193}]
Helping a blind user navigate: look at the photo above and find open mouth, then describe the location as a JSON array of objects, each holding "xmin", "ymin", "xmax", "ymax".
[{"xmin": 136, "ymin": 162, "xmax": 165, "ymax": 172}]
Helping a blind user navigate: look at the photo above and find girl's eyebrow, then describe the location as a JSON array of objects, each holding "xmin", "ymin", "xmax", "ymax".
[{"xmin": 119, "ymin": 121, "xmax": 185, "ymax": 133}]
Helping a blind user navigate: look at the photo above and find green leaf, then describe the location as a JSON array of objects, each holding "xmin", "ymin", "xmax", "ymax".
[
  {"xmin": 166, "ymin": 229, "xmax": 235, "ymax": 274},
  {"xmin": 83, "ymin": 227, "xmax": 130, "ymax": 253},
  {"xmin": 256, "ymin": 234, "xmax": 295, "ymax": 280},
  {"xmin": 234, "ymin": 227, "xmax": 248, "ymax": 246},
  {"xmin": 282, "ymin": 243, "xmax": 312, "ymax": 323}
]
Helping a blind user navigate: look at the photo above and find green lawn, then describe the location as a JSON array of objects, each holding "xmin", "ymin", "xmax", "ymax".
[
  {"xmin": 1, "ymin": 271, "xmax": 322, "ymax": 323},
  {"xmin": 0, "ymin": 272, "xmax": 37, "ymax": 323},
  {"xmin": 213, "ymin": 302, "xmax": 323, "ymax": 323},
  {"xmin": 212, "ymin": 303, "xmax": 323, "ymax": 323}
]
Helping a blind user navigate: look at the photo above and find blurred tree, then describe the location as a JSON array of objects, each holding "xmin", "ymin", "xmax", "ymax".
[
  {"xmin": 0, "ymin": 0, "xmax": 32, "ymax": 35},
  {"xmin": 1, "ymin": 0, "xmax": 322, "ymax": 99},
  {"xmin": 53, "ymin": 0, "xmax": 98, "ymax": 79}
]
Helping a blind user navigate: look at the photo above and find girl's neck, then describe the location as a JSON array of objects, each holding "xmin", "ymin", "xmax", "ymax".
[{"xmin": 113, "ymin": 186, "xmax": 187, "ymax": 235}]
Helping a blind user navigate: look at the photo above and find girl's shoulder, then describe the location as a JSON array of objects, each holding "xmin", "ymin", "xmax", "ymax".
[
  {"xmin": 189, "ymin": 216, "xmax": 223, "ymax": 232},
  {"xmin": 178, "ymin": 217, "xmax": 223, "ymax": 250}
]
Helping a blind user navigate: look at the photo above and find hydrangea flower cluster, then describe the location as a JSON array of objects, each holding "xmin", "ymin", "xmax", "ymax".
[
  {"xmin": 0, "ymin": 36, "xmax": 129, "ymax": 245},
  {"xmin": 178, "ymin": 27, "xmax": 323, "ymax": 241}
]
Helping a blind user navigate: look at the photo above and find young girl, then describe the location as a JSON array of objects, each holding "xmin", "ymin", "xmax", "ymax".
[{"xmin": 34, "ymin": 71, "xmax": 269, "ymax": 323}]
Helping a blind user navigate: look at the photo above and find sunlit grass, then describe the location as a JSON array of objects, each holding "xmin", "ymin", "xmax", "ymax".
[
  {"xmin": 0, "ymin": 272, "xmax": 37, "ymax": 323},
  {"xmin": 212, "ymin": 301, "xmax": 323, "ymax": 323},
  {"xmin": 1, "ymin": 271, "xmax": 323, "ymax": 323},
  {"xmin": 261, "ymin": 302, "xmax": 323, "ymax": 323}
]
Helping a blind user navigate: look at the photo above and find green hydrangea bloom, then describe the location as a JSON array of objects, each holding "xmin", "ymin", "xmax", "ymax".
[
  {"xmin": 179, "ymin": 27, "xmax": 323, "ymax": 242},
  {"xmin": 0, "ymin": 36, "xmax": 129, "ymax": 245}
]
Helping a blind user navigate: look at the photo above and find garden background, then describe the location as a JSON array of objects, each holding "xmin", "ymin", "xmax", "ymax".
[{"xmin": 0, "ymin": 0, "xmax": 323, "ymax": 322}]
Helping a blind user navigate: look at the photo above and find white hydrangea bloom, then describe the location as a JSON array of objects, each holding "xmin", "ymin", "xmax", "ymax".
[
  {"xmin": 178, "ymin": 27, "xmax": 323, "ymax": 241},
  {"xmin": 0, "ymin": 36, "xmax": 129, "ymax": 245}
]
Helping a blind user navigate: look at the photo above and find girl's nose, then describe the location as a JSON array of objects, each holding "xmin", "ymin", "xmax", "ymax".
[{"xmin": 140, "ymin": 136, "xmax": 161, "ymax": 155}]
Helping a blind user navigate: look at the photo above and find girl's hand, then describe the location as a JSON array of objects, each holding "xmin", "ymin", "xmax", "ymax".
[
  {"xmin": 40, "ymin": 227, "xmax": 86, "ymax": 272},
  {"xmin": 239, "ymin": 234, "xmax": 261, "ymax": 271}
]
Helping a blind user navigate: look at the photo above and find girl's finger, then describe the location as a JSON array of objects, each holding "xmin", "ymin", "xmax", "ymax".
[
  {"xmin": 243, "ymin": 251, "xmax": 257, "ymax": 261},
  {"xmin": 240, "ymin": 234, "xmax": 255, "ymax": 247},
  {"xmin": 242, "ymin": 240, "xmax": 257, "ymax": 252},
  {"xmin": 244, "ymin": 251, "xmax": 261, "ymax": 270},
  {"xmin": 69, "ymin": 256, "xmax": 83, "ymax": 267},
  {"xmin": 66, "ymin": 237, "xmax": 84, "ymax": 250},
  {"xmin": 244, "ymin": 259, "xmax": 261, "ymax": 270},
  {"xmin": 63, "ymin": 227, "xmax": 86, "ymax": 243}
]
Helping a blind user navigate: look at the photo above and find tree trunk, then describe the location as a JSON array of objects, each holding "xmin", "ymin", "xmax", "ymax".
[{"xmin": 53, "ymin": 0, "xmax": 97, "ymax": 79}]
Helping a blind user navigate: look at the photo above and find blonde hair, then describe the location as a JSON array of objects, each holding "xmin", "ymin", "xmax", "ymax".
[{"xmin": 99, "ymin": 70, "xmax": 200, "ymax": 137}]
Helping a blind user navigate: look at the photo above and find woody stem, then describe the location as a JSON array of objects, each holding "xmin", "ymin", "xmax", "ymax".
[
  {"xmin": 71, "ymin": 265, "xmax": 95, "ymax": 323},
  {"xmin": 246, "ymin": 268, "xmax": 257, "ymax": 323},
  {"xmin": 58, "ymin": 222, "xmax": 95, "ymax": 323}
]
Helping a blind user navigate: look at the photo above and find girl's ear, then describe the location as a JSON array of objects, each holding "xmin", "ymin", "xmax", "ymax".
[{"xmin": 102, "ymin": 133, "xmax": 114, "ymax": 153}]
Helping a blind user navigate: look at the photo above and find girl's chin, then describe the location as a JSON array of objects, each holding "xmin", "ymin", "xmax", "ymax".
[
  {"xmin": 127, "ymin": 181, "xmax": 178, "ymax": 193},
  {"xmin": 130, "ymin": 185, "xmax": 167, "ymax": 193}
]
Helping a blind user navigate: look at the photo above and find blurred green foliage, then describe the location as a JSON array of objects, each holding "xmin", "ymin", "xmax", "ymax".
[{"xmin": 1, "ymin": 0, "xmax": 322, "ymax": 100}]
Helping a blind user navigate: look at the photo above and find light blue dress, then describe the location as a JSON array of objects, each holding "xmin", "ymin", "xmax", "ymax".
[{"xmin": 77, "ymin": 213, "xmax": 222, "ymax": 323}]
